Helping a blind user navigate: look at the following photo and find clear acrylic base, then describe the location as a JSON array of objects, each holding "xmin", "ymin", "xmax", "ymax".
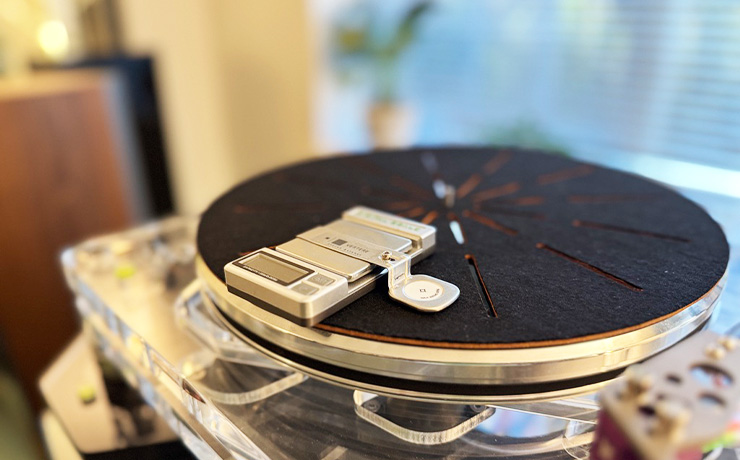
[{"xmin": 63, "ymin": 217, "xmax": 608, "ymax": 459}]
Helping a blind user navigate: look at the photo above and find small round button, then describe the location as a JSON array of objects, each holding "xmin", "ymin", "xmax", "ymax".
[{"xmin": 308, "ymin": 274, "xmax": 334, "ymax": 286}]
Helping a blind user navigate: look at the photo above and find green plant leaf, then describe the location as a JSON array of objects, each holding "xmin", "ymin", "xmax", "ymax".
[{"xmin": 387, "ymin": 1, "xmax": 433, "ymax": 59}]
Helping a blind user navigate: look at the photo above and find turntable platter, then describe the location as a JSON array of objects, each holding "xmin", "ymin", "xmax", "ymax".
[{"xmin": 196, "ymin": 148, "xmax": 728, "ymax": 401}]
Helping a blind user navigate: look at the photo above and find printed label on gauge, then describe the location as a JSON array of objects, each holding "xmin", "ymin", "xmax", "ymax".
[
  {"xmin": 298, "ymin": 227, "xmax": 405, "ymax": 264},
  {"xmin": 402, "ymin": 279, "xmax": 444, "ymax": 301}
]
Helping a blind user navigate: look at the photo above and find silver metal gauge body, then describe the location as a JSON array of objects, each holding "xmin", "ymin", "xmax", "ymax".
[{"xmin": 224, "ymin": 207, "xmax": 460, "ymax": 326}]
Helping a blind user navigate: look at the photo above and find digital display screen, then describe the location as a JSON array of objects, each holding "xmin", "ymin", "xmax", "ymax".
[{"xmin": 237, "ymin": 253, "xmax": 311, "ymax": 286}]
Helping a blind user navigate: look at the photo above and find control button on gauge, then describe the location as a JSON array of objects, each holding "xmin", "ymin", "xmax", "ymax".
[
  {"xmin": 309, "ymin": 274, "xmax": 335, "ymax": 286},
  {"xmin": 292, "ymin": 283, "xmax": 318, "ymax": 295}
]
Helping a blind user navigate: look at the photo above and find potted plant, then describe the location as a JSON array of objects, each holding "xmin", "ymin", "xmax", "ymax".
[{"xmin": 332, "ymin": 1, "xmax": 433, "ymax": 148}]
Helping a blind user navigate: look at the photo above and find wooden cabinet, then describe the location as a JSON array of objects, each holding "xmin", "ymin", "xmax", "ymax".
[{"xmin": 0, "ymin": 70, "xmax": 138, "ymax": 410}]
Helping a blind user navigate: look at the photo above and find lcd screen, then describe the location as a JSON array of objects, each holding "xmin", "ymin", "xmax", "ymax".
[{"xmin": 237, "ymin": 253, "xmax": 311, "ymax": 285}]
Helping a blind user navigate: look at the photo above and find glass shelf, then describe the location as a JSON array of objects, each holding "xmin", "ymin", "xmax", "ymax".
[{"xmin": 60, "ymin": 214, "xmax": 739, "ymax": 459}]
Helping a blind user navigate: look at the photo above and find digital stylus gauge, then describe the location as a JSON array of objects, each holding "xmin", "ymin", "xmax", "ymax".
[{"xmin": 225, "ymin": 248, "xmax": 350, "ymax": 326}]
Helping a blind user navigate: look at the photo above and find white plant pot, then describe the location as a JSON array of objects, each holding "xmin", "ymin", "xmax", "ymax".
[{"xmin": 367, "ymin": 103, "xmax": 415, "ymax": 149}]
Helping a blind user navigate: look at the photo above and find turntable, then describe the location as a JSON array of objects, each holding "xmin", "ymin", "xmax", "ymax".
[
  {"xmin": 197, "ymin": 147, "xmax": 728, "ymax": 402},
  {"xmin": 60, "ymin": 147, "xmax": 737, "ymax": 459}
]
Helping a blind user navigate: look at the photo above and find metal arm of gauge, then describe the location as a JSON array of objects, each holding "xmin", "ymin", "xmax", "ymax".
[
  {"xmin": 380, "ymin": 251, "xmax": 460, "ymax": 313},
  {"xmin": 297, "ymin": 227, "xmax": 460, "ymax": 312}
]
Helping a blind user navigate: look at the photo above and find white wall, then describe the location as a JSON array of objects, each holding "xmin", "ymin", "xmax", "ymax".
[
  {"xmin": 117, "ymin": 1, "xmax": 316, "ymax": 215},
  {"xmin": 213, "ymin": 2, "xmax": 316, "ymax": 180}
]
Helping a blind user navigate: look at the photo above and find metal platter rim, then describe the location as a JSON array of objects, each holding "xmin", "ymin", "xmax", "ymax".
[
  {"xmin": 197, "ymin": 256, "xmax": 723, "ymax": 388},
  {"xmin": 201, "ymin": 281, "xmax": 614, "ymax": 404}
]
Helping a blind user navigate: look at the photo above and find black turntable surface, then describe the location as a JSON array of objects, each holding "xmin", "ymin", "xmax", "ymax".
[{"xmin": 197, "ymin": 147, "xmax": 729, "ymax": 348}]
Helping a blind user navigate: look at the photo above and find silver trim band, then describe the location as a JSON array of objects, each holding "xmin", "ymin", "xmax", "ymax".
[{"xmin": 197, "ymin": 256, "xmax": 723, "ymax": 402}]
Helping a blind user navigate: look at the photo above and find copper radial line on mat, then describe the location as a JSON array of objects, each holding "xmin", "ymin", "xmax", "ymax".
[
  {"xmin": 383, "ymin": 200, "xmax": 419, "ymax": 211},
  {"xmin": 567, "ymin": 194, "xmax": 658, "ymax": 204},
  {"xmin": 483, "ymin": 150, "xmax": 512, "ymax": 175},
  {"xmin": 446, "ymin": 212, "xmax": 499, "ymax": 317},
  {"xmin": 390, "ymin": 175, "xmax": 435, "ymax": 200},
  {"xmin": 536, "ymin": 165, "xmax": 594, "ymax": 185},
  {"xmin": 421, "ymin": 210, "xmax": 439, "ymax": 225},
  {"xmin": 399, "ymin": 206, "xmax": 427, "ymax": 218},
  {"xmin": 456, "ymin": 173, "xmax": 482, "ymax": 199},
  {"xmin": 462, "ymin": 210, "xmax": 519, "ymax": 236},
  {"xmin": 572, "ymin": 220, "xmax": 690, "ymax": 243},
  {"xmin": 456, "ymin": 151, "xmax": 513, "ymax": 199},
  {"xmin": 536, "ymin": 243, "xmax": 643, "ymax": 292},
  {"xmin": 466, "ymin": 254, "xmax": 498, "ymax": 317},
  {"xmin": 485, "ymin": 196, "xmax": 545, "ymax": 206},
  {"xmin": 471, "ymin": 182, "xmax": 521, "ymax": 203}
]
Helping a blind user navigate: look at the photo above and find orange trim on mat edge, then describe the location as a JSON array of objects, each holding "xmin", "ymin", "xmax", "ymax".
[
  {"xmin": 313, "ymin": 277, "xmax": 721, "ymax": 349},
  {"xmin": 199, "ymin": 256, "xmax": 722, "ymax": 350}
]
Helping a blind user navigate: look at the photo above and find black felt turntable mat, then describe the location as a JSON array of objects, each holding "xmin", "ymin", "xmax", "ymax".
[{"xmin": 197, "ymin": 147, "xmax": 729, "ymax": 347}]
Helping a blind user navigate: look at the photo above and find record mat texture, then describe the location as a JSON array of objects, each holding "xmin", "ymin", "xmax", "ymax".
[{"xmin": 197, "ymin": 147, "xmax": 729, "ymax": 347}]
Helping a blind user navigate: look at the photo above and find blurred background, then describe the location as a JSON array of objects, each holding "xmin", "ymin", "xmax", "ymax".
[{"xmin": 1, "ymin": 0, "xmax": 739, "ymax": 458}]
